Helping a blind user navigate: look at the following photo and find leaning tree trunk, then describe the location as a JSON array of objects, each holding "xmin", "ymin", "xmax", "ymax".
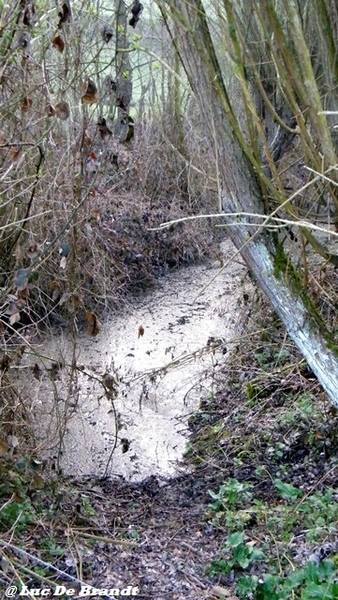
[{"xmin": 162, "ymin": 0, "xmax": 338, "ymax": 404}]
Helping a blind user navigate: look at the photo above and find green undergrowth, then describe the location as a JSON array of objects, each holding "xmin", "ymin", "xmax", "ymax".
[
  {"xmin": 186, "ymin": 295, "xmax": 338, "ymax": 598},
  {"xmin": 207, "ymin": 478, "xmax": 338, "ymax": 599}
]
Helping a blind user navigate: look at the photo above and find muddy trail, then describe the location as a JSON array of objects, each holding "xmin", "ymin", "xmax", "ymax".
[{"xmin": 20, "ymin": 239, "xmax": 249, "ymax": 482}]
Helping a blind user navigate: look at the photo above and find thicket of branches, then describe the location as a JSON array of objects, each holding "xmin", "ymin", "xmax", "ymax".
[{"xmin": 0, "ymin": 0, "xmax": 220, "ymax": 463}]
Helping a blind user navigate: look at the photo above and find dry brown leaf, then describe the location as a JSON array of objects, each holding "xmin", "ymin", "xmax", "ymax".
[
  {"xmin": 59, "ymin": 292, "xmax": 71, "ymax": 306},
  {"xmin": 60, "ymin": 255, "xmax": 67, "ymax": 269},
  {"xmin": 30, "ymin": 473, "xmax": 45, "ymax": 489},
  {"xmin": 8, "ymin": 435, "xmax": 19, "ymax": 449},
  {"xmin": 55, "ymin": 101, "xmax": 70, "ymax": 120},
  {"xmin": 0, "ymin": 129, "xmax": 5, "ymax": 145},
  {"xmin": 9, "ymin": 311, "xmax": 20, "ymax": 325},
  {"xmin": 27, "ymin": 240, "xmax": 39, "ymax": 259},
  {"xmin": 52, "ymin": 34, "xmax": 65, "ymax": 53},
  {"xmin": 97, "ymin": 116, "xmax": 113, "ymax": 139},
  {"xmin": 0, "ymin": 438, "xmax": 9, "ymax": 457},
  {"xmin": 32, "ymin": 363, "xmax": 41, "ymax": 380},
  {"xmin": 22, "ymin": 96, "xmax": 32, "ymax": 112},
  {"xmin": 10, "ymin": 147, "xmax": 21, "ymax": 162},
  {"xmin": 102, "ymin": 25, "xmax": 113, "ymax": 43},
  {"xmin": 209, "ymin": 585, "xmax": 239, "ymax": 599},
  {"xmin": 81, "ymin": 79, "xmax": 99, "ymax": 105},
  {"xmin": 86, "ymin": 312, "xmax": 101, "ymax": 336},
  {"xmin": 47, "ymin": 104, "xmax": 56, "ymax": 117},
  {"xmin": 138, "ymin": 324, "xmax": 145, "ymax": 338},
  {"xmin": 49, "ymin": 361, "xmax": 62, "ymax": 380},
  {"xmin": 17, "ymin": 287, "xmax": 29, "ymax": 300},
  {"xmin": 58, "ymin": 0, "xmax": 71, "ymax": 28},
  {"xmin": 6, "ymin": 300, "xmax": 19, "ymax": 316},
  {"xmin": 102, "ymin": 372, "xmax": 117, "ymax": 390},
  {"xmin": 0, "ymin": 354, "xmax": 11, "ymax": 371},
  {"xmin": 83, "ymin": 129, "xmax": 93, "ymax": 147},
  {"xmin": 72, "ymin": 292, "xmax": 83, "ymax": 308},
  {"xmin": 8, "ymin": 303, "xmax": 20, "ymax": 322},
  {"xmin": 90, "ymin": 208, "xmax": 101, "ymax": 222},
  {"xmin": 120, "ymin": 438, "xmax": 130, "ymax": 453}
]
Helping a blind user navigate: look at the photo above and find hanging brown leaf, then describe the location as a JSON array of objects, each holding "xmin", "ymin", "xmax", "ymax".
[
  {"xmin": 83, "ymin": 129, "xmax": 92, "ymax": 147},
  {"xmin": 32, "ymin": 363, "xmax": 41, "ymax": 380},
  {"xmin": 102, "ymin": 372, "xmax": 117, "ymax": 391},
  {"xmin": 86, "ymin": 312, "xmax": 101, "ymax": 336},
  {"xmin": 0, "ymin": 129, "xmax": 5, "ymax": 145},
  {"xmin": 47, "ymin": 104, "xmax": 56, "ymax": 117},
  {"xmin": 52, "ymin": 34, "xmax": 65, "ymax": 53},
  {"xmin": 55, "ymin": 101, "xmax": 70, "ymax": 120},
  {"xmin": 138, "ymin": 324, "xmax": 145, "ymax": 338},
  {"xmin": 102, "ymin": 25, "xmax": 113, "ymax": 43},
  {"xmin": 57, "ymin": 0, "xmax": 71, "ymax": 29},
  {"xmin": 81, "ymin": 79, "xmax": 99, "ymax": 105},
  {"xmin": 116, "ymin": 96, "xmax": 127, "ymax": 111},
  {"xmin": 17, "ymin": 286, "xmax": 30, "ymax": 300},
  {"xmin": 22, "ymin": 96, "xmax": 32, "ymax": 112},
  {"xmin": 129, "ymin": 0, "xmax": 143, "ymax": 28},
  {"xmin": 72, "ymin": 292, "xmax": 83, "ymax": 308},
  {"xmin": 10, "ymin": 146, "xmax": 22, "ymax": 162},
  {"xmin": 97, "ymin": 116, "xmax": 112, "ymax": 139}
]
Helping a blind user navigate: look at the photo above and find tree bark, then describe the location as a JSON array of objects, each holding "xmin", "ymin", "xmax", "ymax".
[
  {"xmin": 163, "ymin": 0, "xmax": 338, "ymax": 403},
  {"xmin": 114, "ymin": 0, "xmax": 133, "ymax": 142}
]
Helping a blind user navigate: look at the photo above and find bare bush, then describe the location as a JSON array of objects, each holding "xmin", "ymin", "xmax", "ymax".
[{"xmin": 0, "ymin": 0, "xmax": 219, "ymax": 466}]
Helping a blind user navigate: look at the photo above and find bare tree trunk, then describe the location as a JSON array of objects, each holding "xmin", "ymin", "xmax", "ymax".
[
  {"xmin": 163, "ymin": 0, "xmax": 338, "ymax": 403},
  {"xmin": 114, "ymin": 0, "xmax": 132, "ymax": 142}
]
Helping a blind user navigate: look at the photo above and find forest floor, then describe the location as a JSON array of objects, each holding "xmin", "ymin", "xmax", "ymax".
[{"xmin": 1, "ymin": 284, "xmax": 338, "ymax": 600}]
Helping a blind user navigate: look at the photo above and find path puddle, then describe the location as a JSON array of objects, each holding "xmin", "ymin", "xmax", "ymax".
[{"xmin": 22, "ymin": 240, "xmax": 248, "ymax": 481}]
